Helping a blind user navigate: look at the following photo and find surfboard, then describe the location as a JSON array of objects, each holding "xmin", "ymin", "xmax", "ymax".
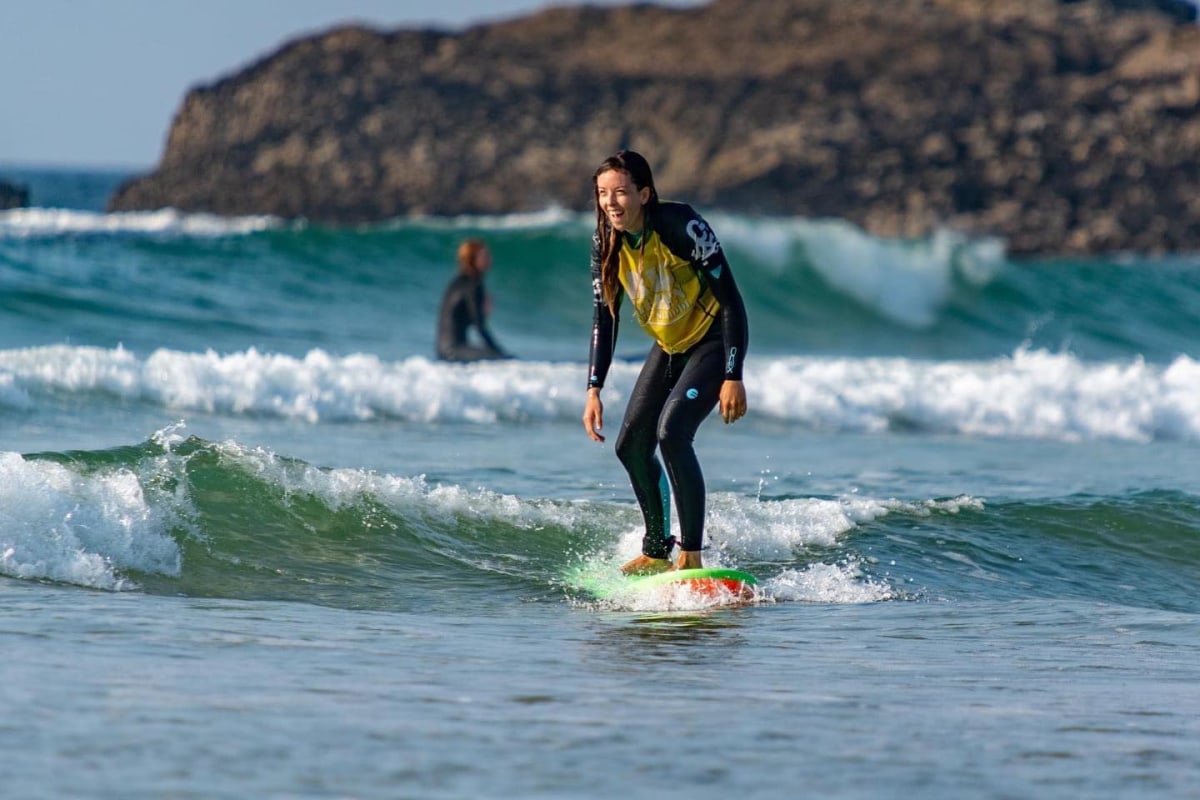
[
  {"xmin": 628, "ymin": 567, "xmax": 758, "ymax": 601},
  {"xmin": 570, "ymin": 565, "xmax": 759, "ymax": 606}
]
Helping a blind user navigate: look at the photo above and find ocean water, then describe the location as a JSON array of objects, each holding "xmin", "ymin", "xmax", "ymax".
[{"xmin": 2, "ymin": 166, "xmax": 1199, "ymax": 799}]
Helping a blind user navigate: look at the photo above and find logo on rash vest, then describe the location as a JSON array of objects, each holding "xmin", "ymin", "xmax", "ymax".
[
  {"xmin": 686, "ymin": 219, "xmax": 721, "ymax": 263},
  {"xmin": 627, "ymin": 257, "xmax": 690, "ymax": 327},
  {"xmin": 686, "ymin": 388, "xmax": 699, "ymax": 400}
]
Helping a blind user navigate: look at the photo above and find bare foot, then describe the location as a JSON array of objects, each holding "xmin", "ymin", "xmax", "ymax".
[
  {"xmin": 672, "ymin": 550, "xmax": 703, "ymax": 571},
  {"xmin": 620, "ymin": 554, "xmax": 672, "ymax": 576}
]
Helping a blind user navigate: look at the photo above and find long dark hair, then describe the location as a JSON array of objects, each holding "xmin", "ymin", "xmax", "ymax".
[{"xmin": 592, "ymin": 150, "xmax": 659, "ymax": 312}]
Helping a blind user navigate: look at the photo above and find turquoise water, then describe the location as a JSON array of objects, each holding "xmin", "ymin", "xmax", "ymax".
[{"xmin": 2, "ymin": 167, "xmax": 1199, "ymax": 798}]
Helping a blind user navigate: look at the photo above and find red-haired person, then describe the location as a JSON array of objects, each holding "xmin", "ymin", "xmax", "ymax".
[{"xmin": 436, "ymin": 239, "xmax": 512, "ymax": 362}]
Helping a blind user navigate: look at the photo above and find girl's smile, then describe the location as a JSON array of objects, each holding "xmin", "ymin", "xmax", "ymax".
[{"xmin": 595, "ymin": 168, "xmax": 649, "ymax": 233}]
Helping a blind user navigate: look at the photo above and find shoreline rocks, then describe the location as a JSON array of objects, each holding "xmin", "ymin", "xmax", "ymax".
[{"xmin": 109, "ymin": 0, "xmax": 1200, "ymax": 256}]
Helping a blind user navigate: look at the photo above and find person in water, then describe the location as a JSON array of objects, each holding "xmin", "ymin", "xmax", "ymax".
[
  {"xmin": 582, "ymin": 150, "xmax": 749, "ymax": 575},
  {"xmin": 436, "ymin": 238, "xmax": 512, "ymax": 362}
]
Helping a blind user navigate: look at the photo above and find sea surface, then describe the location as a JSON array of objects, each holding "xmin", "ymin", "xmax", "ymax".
[{"xmin": 2, "ymin": 166, "xmax": 1199, "ymax": 799}]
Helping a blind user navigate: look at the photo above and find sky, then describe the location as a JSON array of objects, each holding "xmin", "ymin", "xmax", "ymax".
[{"xmin": 0, "ymin": 0, "xmax": 702, "ymax": 169}]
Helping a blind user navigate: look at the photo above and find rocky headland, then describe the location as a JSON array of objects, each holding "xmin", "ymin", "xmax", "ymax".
[
  {"xmin": 0, "ymin": 178, "xmax": 29, "ymax": 210},
  {"xmin": 109, "ymin": 0, "xmax": 1200, "ymax": 256}
]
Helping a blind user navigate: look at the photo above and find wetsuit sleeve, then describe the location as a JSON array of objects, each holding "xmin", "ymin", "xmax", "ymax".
[
  {"xmin": 702, "ymin": 249, "xmax": 748, "ymax": 381},
  {"xmin": 470, "ymin": 281, "xmax": 506, "ymax": 356},
  {"xmin": 587, "ymin": 231, "xmax": 619, "ymax": 389},
  {"xmin": 657, "ymin": 203, "xmax": 748, "ymax": 380}
]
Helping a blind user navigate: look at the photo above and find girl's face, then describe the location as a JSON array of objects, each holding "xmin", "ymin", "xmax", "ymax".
[{"xmin": 596, "ymin": 168, "xmax": 650, "ymax": 233}]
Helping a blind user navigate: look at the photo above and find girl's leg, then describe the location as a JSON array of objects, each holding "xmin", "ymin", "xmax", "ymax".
[
  {"xmin": 614, "ymin": 346, "xmax": 676, "ymax": 560},
  {"xmin": 656, "ymin": 338, "xmax": 725, "ymax": 555}
]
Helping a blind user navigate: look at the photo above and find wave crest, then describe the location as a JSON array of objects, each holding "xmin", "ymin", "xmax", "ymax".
[
  {"xmin": 0, "ymin": 207, "xmax": 282, "ymax": 238},
  {"xmin": 3, "ymin": 344, "xmax": 1199, "ymax": 442}
]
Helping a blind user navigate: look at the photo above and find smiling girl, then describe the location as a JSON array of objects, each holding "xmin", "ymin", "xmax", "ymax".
[{"xmin": 582, "ymin": 150, "xmax": 749, "ymax": 575}]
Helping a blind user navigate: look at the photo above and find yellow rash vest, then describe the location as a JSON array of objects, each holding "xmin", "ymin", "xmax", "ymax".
[
  {"xmin": 588, "ymin": 201, "xmax": 748, "ymax": 389},
  {"xmin": 616, "ymin": 221, "xmax": 720, "ymax": 354}
]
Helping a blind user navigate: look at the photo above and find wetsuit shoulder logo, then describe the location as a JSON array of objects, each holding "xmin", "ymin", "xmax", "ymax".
[
  {"xmin": 686, "ymin": 387, "xmax": 699, "ymax": 400},
  {"xmin": 685, "ymin": 219, "xmax": 721, "ymax": 263}
]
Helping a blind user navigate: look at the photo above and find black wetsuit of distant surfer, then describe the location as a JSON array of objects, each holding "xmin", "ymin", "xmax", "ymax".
[
  {"xmin": 436, "ymin": 274, "xmax": 509, "ymax": 362},
  {"xmin": 588, "ymin": 201, "xmax": 748, "ymax": 559}
]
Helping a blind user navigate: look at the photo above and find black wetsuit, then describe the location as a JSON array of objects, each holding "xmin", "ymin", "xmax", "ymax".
[
  {"xmin": 436, "ymin": 274, "xmax": 508, "ymax": 362},
  {"xmin": 588, "ymin": 202, "xmax": 748, "ymax": 558}
]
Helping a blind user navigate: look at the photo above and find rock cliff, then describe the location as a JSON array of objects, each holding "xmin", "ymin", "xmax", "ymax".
[{"xmin": 109, "ymin": 0, "xmax": 1200, "ymax": 255}]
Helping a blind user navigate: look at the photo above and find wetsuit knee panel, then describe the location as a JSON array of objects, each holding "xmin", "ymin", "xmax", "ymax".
[
  {"xmin": 655, "ymin": 414, "xmax": 696, "ymax": 453},
  {"xmin": 614, "ymin": 421, "xmax": 656, "ymax": 468}
]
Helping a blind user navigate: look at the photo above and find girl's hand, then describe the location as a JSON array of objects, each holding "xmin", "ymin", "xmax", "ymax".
[
  {"xmin": 719, "ymin": 380, "xmax": 747, "ymax": 424},
  {"xmin": 583, "ymin": 390, "xmax": 605, "ymax": 442}
]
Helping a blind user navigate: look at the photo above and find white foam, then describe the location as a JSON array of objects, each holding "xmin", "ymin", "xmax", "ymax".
[
  {"xmin": 594, "ymin": 493, "xmax": 977, "ymax": 608},
  {"xmin": 0, "ymin": 372, "xmax": 32, "ymax": 410},
  {"xmin": 0, "ymin": 345, "xmax": 608, "ymax": 424},
  {"xmin": 754, "ymin": 348, "xmax": 1200, "ymax": 442},
  {"xmin": 427, "ymin": 205, "xmax": 577, "ymax": 231},
  {"xmin": 3, "ymin": 344, "xmax": 1198, "ymax": 442},
  {"xmin": 765, "ymin": 561, "xmax": 895, "ymax": 603},
  {"xmin": 709, "ymin": 214, "xmax": 1007, "ymax": 327},
  {"xmin": 608, "ymin": 494, "xmax": 888, "ymax": 564},
  {"xmin": 609, "ymin": 493, "xmax": 980, "ymax": 562},
  {"xmin": 0, "ymin": 207, "xmax": 282, "ymax": 238},
  {"xmin": 209, "ymin": 438, "xmax": 594, "ymax": 533},
  {"xmin": 703, "ymin": 493, "xmax": 983, "ymax": 560},
  {"xmin": 0, "ymin": 451, "xmax": 182, "ymax": 590},
  {"xmin": 138, "ymin": 348, "xmax": 590, "ymax": 424}
]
